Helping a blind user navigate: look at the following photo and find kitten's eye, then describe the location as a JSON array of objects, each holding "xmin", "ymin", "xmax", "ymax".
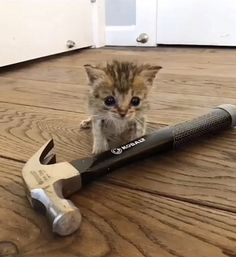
[
  {"xmin": 104, "ymin": 96, "xmax": 116, "ymax": 107},
  {"xmin": 131, "ymin": 97, "xmax": 141, "ymax": 107}
]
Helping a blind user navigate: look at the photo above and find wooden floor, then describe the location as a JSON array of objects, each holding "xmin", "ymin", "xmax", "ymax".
[{"xmin": 0, "ymin": 46, "xmax": 236, "ymax": 257}]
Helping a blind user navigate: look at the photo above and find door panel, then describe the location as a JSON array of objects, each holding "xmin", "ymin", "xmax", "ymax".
[
  {"xmin": 0, "ymin": 0, "xmax": 93, "ymax": 67},
  {"xmin": 157, "ymin": 0, "xmax": 236, "ymax": 46},
  {"xmin": 105, "ymin": 0, "xmax": 157, "ymax": 46}
]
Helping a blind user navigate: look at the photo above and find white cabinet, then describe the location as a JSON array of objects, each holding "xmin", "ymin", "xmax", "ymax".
[
  {"xmin": 157, "ymin": 0, "xmax": 236, "ymax": 46},
  {"xmin": 0, "ymin": 0, "xmax": 94, "ymax": 67}
]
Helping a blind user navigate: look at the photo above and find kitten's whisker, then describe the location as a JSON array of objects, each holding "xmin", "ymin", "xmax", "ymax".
[
  {"xmin": 90, "ymin": 114, "xmax": 104, "ymax": 119},
  {"xmin": 134, "ymin": 117, "xmax": 142, "ymax": 123}
]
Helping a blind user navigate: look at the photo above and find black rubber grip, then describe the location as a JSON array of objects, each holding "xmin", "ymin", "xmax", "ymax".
[{"xmin": 172, "ymin": 108, "xmax": 232, "ymax": 148}]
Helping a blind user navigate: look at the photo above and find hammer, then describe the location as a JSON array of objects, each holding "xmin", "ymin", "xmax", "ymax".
[{"xmin": 22, "ymin": 104, "xmax": 236, "ymax": 236}]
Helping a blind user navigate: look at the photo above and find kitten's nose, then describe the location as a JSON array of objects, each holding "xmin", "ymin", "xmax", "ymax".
[{"xmin": 118, "ymin": 109, "xmax": 127, "ymax": 118}]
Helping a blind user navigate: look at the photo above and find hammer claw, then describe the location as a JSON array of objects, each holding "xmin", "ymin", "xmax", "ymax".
[{"xmin": 39, "ymin": 139, "xmax": 56, "ymax": 164}]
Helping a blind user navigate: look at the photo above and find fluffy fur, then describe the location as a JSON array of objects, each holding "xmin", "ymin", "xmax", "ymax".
[{"xmin": 81, "ymin": 60, "xmax": 162, "ymax": 154}]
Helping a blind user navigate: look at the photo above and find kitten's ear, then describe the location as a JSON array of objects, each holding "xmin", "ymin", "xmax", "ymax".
[
  {"xmin": 84, "ymin": 64, "xmax": 106, "ymax": 83},
  {"xmin": 139, "ymin": 65, "xmax": 162, "ymax": 84}
]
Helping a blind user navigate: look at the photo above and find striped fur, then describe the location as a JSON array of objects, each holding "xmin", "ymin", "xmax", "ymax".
[{"xmin": 83, "ymin": 60, "xmax": 162, "ymax": 154}]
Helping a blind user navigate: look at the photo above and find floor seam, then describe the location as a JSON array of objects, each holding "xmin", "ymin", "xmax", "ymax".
[
  {"xmin": 0, "ymin": 155, "xmax": 25, "ymax": 164},
  {"xmin": 105, "ymin": 179, "xmax": 236, "ymax": 216},
  {"xmin": 0, "ymin": 100, "xmax": 85, "ymax": 114}
]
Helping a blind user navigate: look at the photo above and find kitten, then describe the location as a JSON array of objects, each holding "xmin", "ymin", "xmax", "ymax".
[{"xmin": 81, "ymin": 60, "xmax": 162, "ymax": 154}]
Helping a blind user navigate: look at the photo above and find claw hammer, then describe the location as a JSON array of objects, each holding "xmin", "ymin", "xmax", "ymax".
[{"xmin": 22, "ymin": 104, "xmax": 236, "ymax": 236}]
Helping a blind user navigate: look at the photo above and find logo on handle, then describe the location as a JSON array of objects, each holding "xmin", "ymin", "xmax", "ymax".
[
  {"xmin": 111, "ymin": 138, "xmax": 146, "ymax": 155},
  {"xmin": 111, "ymin": 148, "xmax": 123, "ymax": 155}
]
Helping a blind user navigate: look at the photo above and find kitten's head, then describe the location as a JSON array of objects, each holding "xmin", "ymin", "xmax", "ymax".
[{"xmin": 84, "ymin": 60, "xmax": 162, "ymax": 121}]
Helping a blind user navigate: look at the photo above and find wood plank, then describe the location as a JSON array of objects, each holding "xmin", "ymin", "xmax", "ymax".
[
  {"xmin": 1, "ymin": 157, "xmax": 236, "ymax": 257},
  {"xmin": 0, "ymin": 64, "xmax": 86, "ymax": 85},
  {"xmin": 2, "ymin": 47, "xmax": 236, "ymax": 84},
  {"xmin": 0, "ymin": 102, "xmax": 235, "ymax": 213},
  {"xmin": 0, "ymin": 74, "xmax": 235, "ymax": 125},
  {"xmin": 0, "ymin": 77, "xmax": 89, "ymax": 113},
  {"xmin": 157, "ymin": 73, "xmax": 236, "ymax": 98},
  {"xmin": 1, "ymin": 69, "xmax": 236, "ymax": 102},
  {"xmin": 0, "ymin": 47, "xmax": 235, "ymax": 126},
  {"xmin": 106, "ymin": 132, "xmax": 236, "ymax": 212},
  {"xmin": 0, "ymin": 102, "xmax": 91, "ymax": 162},
  {"xmin": 40, "ymin": 47, "xmax": 236, "ymax": 68}
]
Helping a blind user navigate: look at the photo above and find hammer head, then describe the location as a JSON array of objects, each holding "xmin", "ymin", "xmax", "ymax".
[{"xmin": 22, "ymin": 139, "xmax": 82, "ymax": 236}]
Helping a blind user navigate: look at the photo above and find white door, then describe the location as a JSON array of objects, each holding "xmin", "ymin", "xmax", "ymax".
[
  {"xmin": 105, "ymin": 0, "xmax": 157, "ymax": 46},
  {"xmin": 0, "ymin": 0, "xmax": 94, "ymax": 67},
  {"xmin": 157, "ymin": 0, "xmax": 236, "ymax": 46}
]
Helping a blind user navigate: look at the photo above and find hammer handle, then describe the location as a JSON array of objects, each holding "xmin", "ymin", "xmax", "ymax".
[
  {"xmin": 72, "ymin": 105, "xmax": 235, "ymax": 184},
  {"xmin": 172, "ymin": 107, "xmax": 232, "ymax": 147}
]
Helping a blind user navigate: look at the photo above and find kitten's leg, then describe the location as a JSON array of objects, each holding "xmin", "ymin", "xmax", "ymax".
[
  {"xmin": 92, "ymin": 118, "xmax": 109, "ymax": 154},
  {"xmin": 130, "ymin": 117, "xmax": 147, "ymax": 140},
  {"xmin": 80, "ymin": 117, "xmax": 92, "ymax": 129},
  {"xmin": 137, "ymin": 117, "xmax": 147, "ymax": 137}
]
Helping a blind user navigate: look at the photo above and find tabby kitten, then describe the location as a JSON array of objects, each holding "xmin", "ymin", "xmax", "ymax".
[{"xmin": 81, "ymin": 60, "xmax": 162, "ymax": 154}]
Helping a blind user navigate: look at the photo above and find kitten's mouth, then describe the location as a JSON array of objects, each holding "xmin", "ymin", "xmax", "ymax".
[
  {"xmin": 113, "ymin": 114, "xmax": 134, "ymax": 121},
  {"xmin": 119, "ymin": 116, "xmax": 128, "ymax": 120},
  {"xmin": 115, "ymin": 116, "xmax": 127, "ymax": 120},
  {"xmin": 109, "ymin": 111, "xmax": 135, "ymax": 121}
]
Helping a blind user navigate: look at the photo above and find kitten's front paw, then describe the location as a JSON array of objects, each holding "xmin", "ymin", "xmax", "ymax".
[
  {"xmin": 92, "ymin": 140, "xmax": 109, "ymax": 155},
  {"xmin": 80, "ymin": 118, "xmax": 92, "ymax": 129}
]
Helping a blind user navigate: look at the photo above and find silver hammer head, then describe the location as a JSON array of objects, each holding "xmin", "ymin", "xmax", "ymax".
[{"xmin": 22, "ymin": 140, "xmax": 82, "ymax": 236}]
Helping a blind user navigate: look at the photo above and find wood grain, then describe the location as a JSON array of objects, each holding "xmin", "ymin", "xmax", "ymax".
[
  {"xmin": 106, "ymin": 131, "xmax": 236, "ymax": 212},
  {"xmin": 0, "ymin": 46, "xmax": 236, "ymax": 257},
  {"xmin": 2, "ymin": 47, "xmax": 236, "ymax": 81},
  {"xmin": 0, "ymin": 102, "xmax": 92, "ymax": 162},
  {"xmin": 1, "ymin": 157, "xmax": 236, "ymax": 257},
  {"xmin": 0, "ymin": 74, "xmax": 235, "ymax": 125},
  {"xmin": 0, "ymin": 101, "xmax": 235, "ymax": 213},
  {"xmin": 0, "ymin": 76, "xmax": 89, "ymax": 113}
]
